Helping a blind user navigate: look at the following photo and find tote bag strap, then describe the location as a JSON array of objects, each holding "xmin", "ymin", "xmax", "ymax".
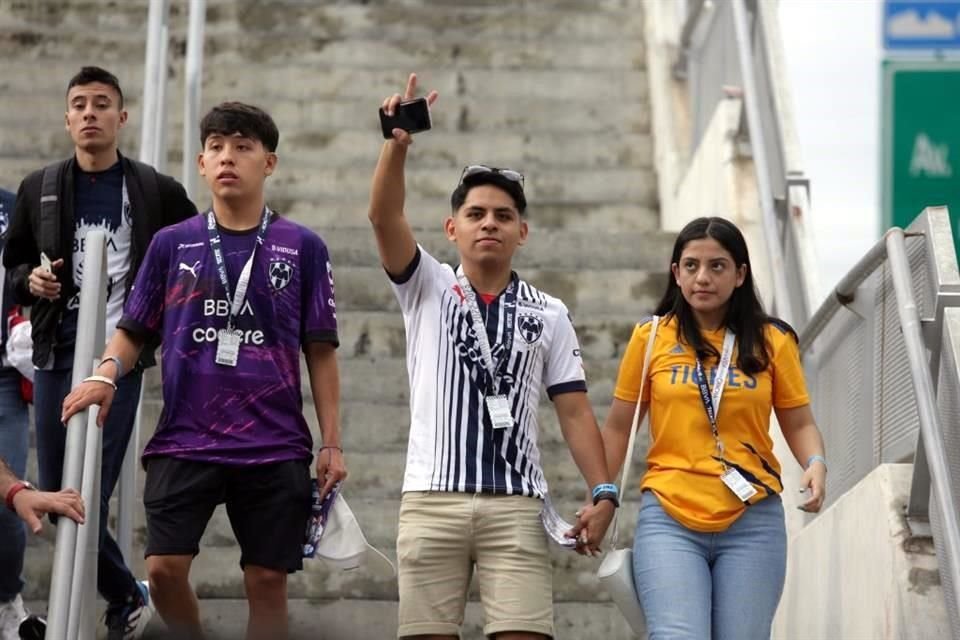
[{"xmin": 610, "ymin": 315, "xmax": 659, "ymax": 548}]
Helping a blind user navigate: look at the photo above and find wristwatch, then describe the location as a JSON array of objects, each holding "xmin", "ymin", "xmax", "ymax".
[{"xmin": 5, "ymin": 481, "xmax": 36, "ymax": 511}]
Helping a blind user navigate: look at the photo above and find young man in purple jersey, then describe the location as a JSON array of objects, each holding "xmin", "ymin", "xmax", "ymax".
[{"xmin": 62, "ymin": 102, "xmax": 347, "ymax": 640}]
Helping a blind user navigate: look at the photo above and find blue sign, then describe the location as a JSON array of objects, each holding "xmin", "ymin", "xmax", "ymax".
[{"xmin": 884, "ymin": 1, "xmax": 960, "ymax": 50}]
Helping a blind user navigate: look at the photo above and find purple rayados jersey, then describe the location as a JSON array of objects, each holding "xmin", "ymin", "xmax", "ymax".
[{"xmin": 119, "ymin": 213, "xmax": 338, "ymax": 465}]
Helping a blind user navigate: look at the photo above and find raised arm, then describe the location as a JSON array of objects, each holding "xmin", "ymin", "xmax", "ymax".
[{"xmin": 368, "ymin": 73, "xmax": 438, "ymax": 277}]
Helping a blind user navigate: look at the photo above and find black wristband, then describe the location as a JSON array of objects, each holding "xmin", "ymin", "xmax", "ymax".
[{"xmin": 593, "ymin": 491, "xmax": 619, "ymax": 508}]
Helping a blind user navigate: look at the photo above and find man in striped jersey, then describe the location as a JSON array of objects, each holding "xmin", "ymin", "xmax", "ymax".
[{"xmin": 370, "ymin": 75, "xmax": 617, "ymax": 640}]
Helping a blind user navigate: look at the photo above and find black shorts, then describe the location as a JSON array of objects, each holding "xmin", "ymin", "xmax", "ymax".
[{"xmin": 143, "ymin": 456, "xmax": 312, "ymax": 573}]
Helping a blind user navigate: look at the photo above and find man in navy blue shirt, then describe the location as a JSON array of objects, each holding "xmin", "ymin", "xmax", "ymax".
[{"xmin": 4, "ymin": 66, "xmax": 196, "ymax": 640}]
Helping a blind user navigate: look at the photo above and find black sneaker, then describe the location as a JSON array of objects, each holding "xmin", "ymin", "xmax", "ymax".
[{"xmin": 17, "ymin": 614, "xmax": 46, "ymax": 640}]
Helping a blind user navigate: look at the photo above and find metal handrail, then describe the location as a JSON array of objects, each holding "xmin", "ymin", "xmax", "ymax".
[
  {"xmin": 886, "ymin": 228, "xmax": 960, "ymax": 625},
  {"xmin": 796, "ymin": 212, "xmax": 960, "ymax": 633},
  {"xmin": 730, "ymin": 0, "xmax": 796, "ymax": 326},
  {"xmin": 798, "ymin": 227, "xmax": 911, "ymax": 352},
  {"xmin": 47, "ymin": 232, "xmax": 108, "ymax": 640}
]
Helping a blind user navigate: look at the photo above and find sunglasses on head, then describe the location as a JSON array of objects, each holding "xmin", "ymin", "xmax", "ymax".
[{"xmin": 459, "ymin": 164, "xmax": 525, "ymax": 189}]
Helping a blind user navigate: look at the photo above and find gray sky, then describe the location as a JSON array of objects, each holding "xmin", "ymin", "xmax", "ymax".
[{"xmin": 778, "ymin": 0, "xmax": 882, "ymax": 299}]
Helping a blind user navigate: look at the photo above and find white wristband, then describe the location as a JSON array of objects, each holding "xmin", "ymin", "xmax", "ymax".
[{"xmin": 83, "ymin": 375, "xmax": 118, "ymax": 391}]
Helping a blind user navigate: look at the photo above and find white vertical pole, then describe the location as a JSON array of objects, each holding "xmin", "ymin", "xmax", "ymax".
[{"xmin": 183, "ymin": 0, "xmax": 207, "ymax": 202}]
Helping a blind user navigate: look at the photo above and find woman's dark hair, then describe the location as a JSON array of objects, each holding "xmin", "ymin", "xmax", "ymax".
[{"xmin": 653, "ymin": 216, "xmax": 772, "ymax": 375}]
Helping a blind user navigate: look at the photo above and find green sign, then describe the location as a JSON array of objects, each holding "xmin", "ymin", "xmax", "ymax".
[{"xmin": 882, "ymin": 60, "xmax": 960, "ymax": 250}]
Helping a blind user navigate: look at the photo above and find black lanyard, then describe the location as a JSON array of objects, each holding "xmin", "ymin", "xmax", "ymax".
[
  {"xmin": 694, "ymin": 329, "xmax": 735, "ymax": 467},
  {"xmin": 205, "ymin": 208, "xmax": 271, "ymax": 330}
]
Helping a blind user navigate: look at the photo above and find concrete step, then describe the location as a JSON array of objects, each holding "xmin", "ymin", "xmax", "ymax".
[
  {"xmin": 0, "ymin": 126, "xmax": 654, "ymax": 171},
  {"xmin": 0, "ymin": 61, "xmax": 648, "ymax": 103},
  {"xmin": 1, "ymin": 2, "xmax": 646, "ymax": 43},
  {"xmin": 0, "ymin": 93, "xmax": 651, "ymax": 136},
  {"xmin": 22, "ymin": 598, "xmax": 639, "ymax": 639},
  {"xmin": 0, "ymin": 156, "xmax": 656, "ymax": 208},
  {"xmin": 0, "ymin": 24, "xmax": 645, "ymax": 71}
]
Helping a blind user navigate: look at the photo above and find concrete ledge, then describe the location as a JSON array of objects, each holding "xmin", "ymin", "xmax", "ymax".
[{"xmin": 774, "ymin": 464, "xmax": 948, "ymax": 640}]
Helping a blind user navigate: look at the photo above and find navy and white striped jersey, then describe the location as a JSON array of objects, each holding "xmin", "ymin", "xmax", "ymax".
[{"xmin": 390, "ymin": 246, "xmax": 587, "ymax": 498}]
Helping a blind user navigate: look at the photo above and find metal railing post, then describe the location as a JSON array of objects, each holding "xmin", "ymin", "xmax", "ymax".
[
  {"xmin": 120, "ymin": 0, "xmax": 172, "ymax": 563},
  {"xmin": 730, "ymin": 0, "xmax": 796, "ymax": 326},
  {"xmin": 154, "ymin": 22, "xmax": 170, "ymax": 170},
  {"xmin": 139, "ymin": 0, "xmax": 169, "ymax": 166},
  {"xmin": 46, "ymin": 231, "xmax": 108, "ymax": 640},
  {"xmin": 887, "ymin": 228, "xmax": 960, "ymax": 623},
  {"xmin": 182, "ymin": 0, "xmax": 207, "ymax": 202}
]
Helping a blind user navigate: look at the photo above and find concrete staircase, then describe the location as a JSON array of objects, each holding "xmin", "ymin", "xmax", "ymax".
[{"xmin": 2, "ymin": 1, "xmax": 671, "ymax": 637}]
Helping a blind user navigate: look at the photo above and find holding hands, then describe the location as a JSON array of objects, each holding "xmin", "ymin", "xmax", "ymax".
[{"xmin": 566, "ymin": 500, "xmax": 616, "ymax": 558}]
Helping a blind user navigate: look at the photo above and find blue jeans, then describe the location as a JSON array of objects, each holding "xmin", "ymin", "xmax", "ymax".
[
  {"xmin": 0, "ymin": 368, "xmax": 29, "ymax": 602},
  {"xmin": 633, "ymin": 490, "xmax": 787, "ymax": 640},
  {"xmin": 34, "ymin": 367, "xmax": 143, "ymax": 607}
]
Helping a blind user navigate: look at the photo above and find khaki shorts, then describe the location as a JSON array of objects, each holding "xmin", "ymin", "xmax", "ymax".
[{"xmin": 396, "ymin": 491, "xmax": 553, "ymax": 638}]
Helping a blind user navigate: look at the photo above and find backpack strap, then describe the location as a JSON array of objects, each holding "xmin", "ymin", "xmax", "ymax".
[
  {"xmin": 39, "ymin": 160, "xmax": 68, "ymax": 257},
  {"xmin": 129, "ymin": 159, "xmax": 162, "ymax": 230}
]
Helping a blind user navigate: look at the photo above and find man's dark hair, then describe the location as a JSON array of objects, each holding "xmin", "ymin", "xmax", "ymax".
[
  {"xmin": 66, "ymin": 66, "xmax": 124, "ymax": 108},
  {"xmin": 199, "ymin": 102, "xmax": 280, "ymax": 152},
  {"xmin": 450, "ymin": 172, "xmax": 527, "ymax": 216}
]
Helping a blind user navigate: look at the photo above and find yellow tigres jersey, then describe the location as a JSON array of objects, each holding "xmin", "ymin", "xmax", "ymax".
[{"xmin": 613, "ymin": 315, "xmax": 810, "ymax": 532}]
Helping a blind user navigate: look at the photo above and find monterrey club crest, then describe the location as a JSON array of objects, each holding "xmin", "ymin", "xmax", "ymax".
[
  {"xmin": 269, "ymin": 260, "xmax": 293, "ymax": 291},
  {"xmin": 518, "ymin": 313, "xmax": 544, "ymax": 344}
]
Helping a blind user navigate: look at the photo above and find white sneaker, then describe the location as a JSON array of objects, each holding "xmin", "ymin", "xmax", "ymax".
[
  {"xmin": 105, "ymin": 581, "xmax": 154, "ymax": 640},
  {"xmin": 0, "ymin": 595, "xmax": 26, "ymax": 640}
]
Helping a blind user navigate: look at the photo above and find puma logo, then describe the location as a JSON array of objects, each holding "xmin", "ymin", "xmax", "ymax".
[{"xmin": 178, "ymin": 261, "xmax": 201, "ymax": 279}]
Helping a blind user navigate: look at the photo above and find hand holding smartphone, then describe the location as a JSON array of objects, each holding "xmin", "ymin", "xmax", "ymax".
[{"xmin": 379, "ymin": 97, "xmax": 432, "ymax": 139}]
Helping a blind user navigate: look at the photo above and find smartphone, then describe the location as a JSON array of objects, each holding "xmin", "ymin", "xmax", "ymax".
[
  {"xmin": 379, "ymin": 97, "xmax": 432, "ymax": 139},
  {"xmin": 40, "ymin": 252, "xmax": 53, "ymax": 273}
]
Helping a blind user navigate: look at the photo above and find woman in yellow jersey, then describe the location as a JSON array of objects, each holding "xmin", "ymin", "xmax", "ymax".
[{"xmin": 601, "ymin": 217, "xmax": 827, "ymax": 640}]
